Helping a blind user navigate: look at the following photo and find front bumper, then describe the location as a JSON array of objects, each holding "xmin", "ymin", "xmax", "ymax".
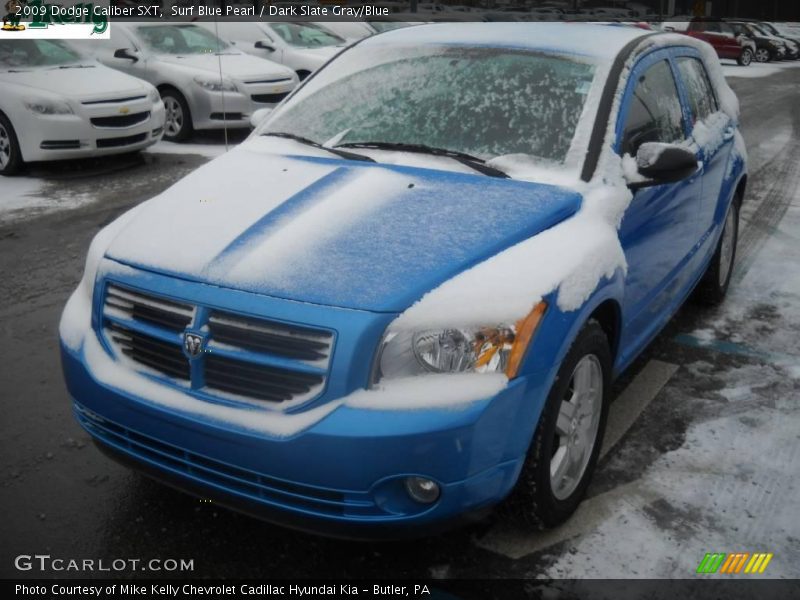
[
  {"xmin": 59, "ymin": 268, "xmax": 550, "ymax": 538},
  {"xmin": 18, "ymin": 99, "xmax": 165, "ymax": 162},
  {"xmin": 188, "ymin": 78, "xmax": 295, "ymax": 131}
]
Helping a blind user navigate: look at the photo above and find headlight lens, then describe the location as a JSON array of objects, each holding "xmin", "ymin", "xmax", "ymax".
[
  {"xmin": 148, "ymin": 88, "xmax": 160, "ymax": 103},
  {"xmin": 374, "ymin": 302, "xmax": 546, "ymax": 384},
  {"xmin": 24, "ymin": 98, "xmax": 73, "ymax": 115},
  {"xmin": 193, "ymin": 76, "xmax": 237, "ymax": 92}
]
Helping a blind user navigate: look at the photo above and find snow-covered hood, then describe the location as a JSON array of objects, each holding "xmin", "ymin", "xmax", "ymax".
[
  {"xmin": 105, "ymin": 143, "xmax": 582, "ymax": 312},
  {"xmin": 155, "ymin": 52, "xmax": 293, "ymax": 80},
  {"xmin": 0, "ymin": 64, "xmax": 147, "ymax": 99}
]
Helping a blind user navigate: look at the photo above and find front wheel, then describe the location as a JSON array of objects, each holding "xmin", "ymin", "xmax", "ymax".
[
  {"xmin": 695, "ymin": 198, "xmax": 740, "ymax": 305},
  {"xmin": 0, "ymin": 113, "xmax": 24, "ymax": 176},
  {"xmin": 737, "ymin": 48, "xmax": 753, "ymax": 66},
  {"xmin": 503, "ymin": 320, "xmax": 611, "ymax": 528},
  {"xmin": 161, "ymin": 89, "xmax": 193, "ymax": 142},
  {"xmin": 755, "ymin": 48, "xmax": 771, "ymax": 63}
]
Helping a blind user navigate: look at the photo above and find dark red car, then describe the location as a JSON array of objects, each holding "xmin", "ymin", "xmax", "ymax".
[{"xmin": 668, "ymin": 19, "xmax": 754, "ymax": 66}]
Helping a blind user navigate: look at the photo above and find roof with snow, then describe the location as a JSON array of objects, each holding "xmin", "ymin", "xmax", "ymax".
[{"xmin": 362, "ymin": 22, "xmax": 652, "ymax": 61}]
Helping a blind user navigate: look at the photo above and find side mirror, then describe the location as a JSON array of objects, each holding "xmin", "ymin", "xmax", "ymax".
[
  {"xmin": 628, "ymin": 142, "xmax": 699, "ymax": 190},
  {"xmin": 113, "ymin": 48, "xmax": 139, "ymax": 62},
  {"xmin": 255, "ymin": 41, "xmax": 276, "ymax": 52},
  {"xmin": 250, "ymin": 107, "xmax": 273, "ymax": 129}
]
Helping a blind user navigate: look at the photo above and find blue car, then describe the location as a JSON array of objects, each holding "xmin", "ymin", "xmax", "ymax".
[{"xmin": 59, "ymin": 23, "xmax": 747, "ymax": 537}]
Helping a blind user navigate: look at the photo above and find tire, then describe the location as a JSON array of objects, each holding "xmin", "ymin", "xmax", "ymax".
[
  {"xmin": 695, "ymin": 197, "xmax": 740, "ymax": 306},
  {"xmin": 737, "ymin": 48, "xmax": 753, "ymax": 66},
  {"xmin": 161, "ymin": 88, "xmax": 193, "ymax": 142},
  {"xmin": 0, "ymin": 112, "xmax": 24, "ymax": 176},
  {"xmin": 503, "ymin": 320, "xmax": 611, "ymax": 528},
  {"xmin": 755, "ymin": 48, "xmax": 771, "ymax": 63}
]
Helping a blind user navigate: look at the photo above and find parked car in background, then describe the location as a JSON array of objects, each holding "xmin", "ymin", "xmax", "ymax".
[
  {"xmin": 200, "ymin": 22, "xmax": 346, "ymax": 81},
  {"xmin": 315, "ymin": 21, "xmax": 376, "ymax": 43},
  {"xmin": 0, "ymin": 39, "xmax": 164, "ymax": 176},
  {"xmin": 75, "ymin": 23, "xmax": 298, "ymax": 142},
  {"xmin": 728, "ymin": 21, "xmax": 787, "ymax": 62},
  {"xmin": 756, "ymin": 22, "xmax": 800, "ymax": 59},
  {"xmin": 665, "ymin": 19, "xmax": 754, "ymax": 66},
  {"xmin": 61, "ymin": 23, "xmax": 746, "ymax": 537}
]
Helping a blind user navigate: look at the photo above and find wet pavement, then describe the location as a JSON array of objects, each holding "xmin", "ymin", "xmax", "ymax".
[{"xmin": 1, "ymin": 66, "xmax": 799, "ymax": 580}]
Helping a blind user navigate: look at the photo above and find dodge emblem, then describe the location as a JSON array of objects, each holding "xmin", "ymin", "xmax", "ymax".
[{"xmin": 183, "ymin": 332, "xmax": 204, "ymax": 358}]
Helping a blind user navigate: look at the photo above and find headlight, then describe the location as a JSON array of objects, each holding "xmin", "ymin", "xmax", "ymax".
[
  {"xmin": 148, "ymin": 88, "xmax": 160, "ymax": 103},
  {"xmin": 24, "ymin": 98, "xmax": 73, "ymax": 115},
  {"xmin": 373, "ymin": 302, "xmax": 546, "ymax": 384},
  {"xmin": 193, "ymin": 76, "xmax": 237, "ymax": 92}
]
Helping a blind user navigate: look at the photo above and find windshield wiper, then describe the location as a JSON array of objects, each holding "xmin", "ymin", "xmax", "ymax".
[
  {"xmin": 335, "ymin": 141, "xmax": 509, "ymax": 178},
  {"xmin": 262, "ymin": 132, "xmax": 375, "ymax": 163}
]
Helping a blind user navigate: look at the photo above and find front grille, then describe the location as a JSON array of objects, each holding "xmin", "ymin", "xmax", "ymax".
[
  {"xmin": 107, "ymin": 322, "xmax": 190, "ymax": 381},
  {"xmin": 209, "ymin": 112, "xmax": 243, "ymax": 121},
  {"xmin": 243, "ymin": 77, "xmax": 293, "ymax": 85},
  {"xmin": 82, "ymin": 95, "xmax": 147, "ymax": 105},
  {"xmin": 105, "ymin": 285, "xmax": 193, "ymax": 332},
  {"xmin": 205, "ymin": 355, "xmax": 324, "ymax": 403},
  {"xmin": 91, "ymin": 111, "xmax": 150, "ymax": 128},
  {"xmin": 96, "ymin": 133, "xmax": 147, "ymax": 148},
  {"xmin": 208, "ymin": 311, "xmax": 332, "ymax": 361},
  {"xmin": 101, "ymin": 283, "xmax": 334, "ymax": 407},
  {"xmin": 251, "ymin": 92, "xmax": 290, "ymax": 104}
]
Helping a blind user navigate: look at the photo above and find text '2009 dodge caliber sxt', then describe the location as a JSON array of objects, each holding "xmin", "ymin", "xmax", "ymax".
[{"xmin": 60, "ymin": 23, "xmax": 747, "ymax": 538}]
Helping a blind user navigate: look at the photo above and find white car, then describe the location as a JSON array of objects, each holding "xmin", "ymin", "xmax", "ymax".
[
  {"xmin": 77, "ymin": 23, "xmax": 298, "ymax": 142},
  {"xmin": 0, "ymin": 39, "xmax": 165, "ymax": 176},
  {"xmin": 198, "ymin": 22, "xmax": 345, "ymax": 80}
]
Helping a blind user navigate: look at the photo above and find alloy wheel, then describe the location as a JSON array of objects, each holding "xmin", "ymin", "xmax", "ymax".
[
  {"xmin": 164, "ymin": 96, "xmax": 184, "ymax": 138},
  {"xmin": 550, "ymin": 354, "xmax": 603, "ymax": 501},
  {"xmin": 756, "ymin": 48, "xmax": 770, "ymax": 63},
  {"xmin": 0, "ymin": 123, "xmax": 10, "ymax": 169}
]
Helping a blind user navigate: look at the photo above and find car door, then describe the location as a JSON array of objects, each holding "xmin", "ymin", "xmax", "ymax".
[
  {"xmin": 98, "ymin": 27, "xmax": 150, "ymax": 83},
  {"xmin": 617, "ymin": 52, "xmax": 704, "ymax": 360},
  {"xmin": 674, "ymin": 54, "xmax": 735, "ymax": 255}
]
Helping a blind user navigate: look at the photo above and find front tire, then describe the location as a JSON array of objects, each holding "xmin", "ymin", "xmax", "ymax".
[
  {"xmin": 737, "ymin": 48, "xmax": 753, "ymax": 66},
  {"xmin": 161, "ymin": 89, "xmax": 193, "ymax": 142},
  {"xmin": 755, "ymin": 48, "xmax": 771, "ymax": 63},
  {"xmin": 695, "ymin": 197, "xmax": 740, "ymax": 305},
  {"xmin": 504, "ymin": 320, "xmax": 611, "ymax": 528},
  {"xmin": 0, "ymin": 113, "xmax": 24, "ymax": 176}
]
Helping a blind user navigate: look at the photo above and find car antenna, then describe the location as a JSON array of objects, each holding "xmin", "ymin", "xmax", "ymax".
[{"xmin": 213, "ymin": 9, "xmax": 229, "ymax": 152}]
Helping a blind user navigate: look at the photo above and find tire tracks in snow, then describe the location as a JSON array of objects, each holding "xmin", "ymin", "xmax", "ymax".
[{"xmin": 734, "ymin": 96, "xmax": 800, "ymax": 282}]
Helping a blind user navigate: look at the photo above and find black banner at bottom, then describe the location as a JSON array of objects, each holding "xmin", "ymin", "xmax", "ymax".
[{"xmin": 4, "ymin": 579, "xmax": 800, "ymax": 600}]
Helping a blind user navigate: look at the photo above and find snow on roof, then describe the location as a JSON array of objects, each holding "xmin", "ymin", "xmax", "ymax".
[{"xmin": 362, "ymin": 22, "xmax": 650, "ymax": 61}]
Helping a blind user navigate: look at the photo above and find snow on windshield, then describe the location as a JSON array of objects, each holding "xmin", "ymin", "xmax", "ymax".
[
  {"xmin": 0, "ymin": 39, "xmax": 85, "ymax": 68},
  {"xmin": 264, "ymin": 46, "xmax": 597, "ymax": 164},
  {"xmin": 136, "ymin": 25, "xmax": 229, "ymax": 54}
]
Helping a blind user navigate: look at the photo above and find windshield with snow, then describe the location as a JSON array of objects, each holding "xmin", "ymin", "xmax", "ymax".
[
  {"xmin": 269, "ymin": 23, "xmax": 343, "ymax": 48},
  {"xmin": 137, "ymin": 25, "xmax": 230, "ymax": 54},
  {"xmin": 262, "ymin": 46, "xmax": 597, "ymax": 164},
  {"xmin": 0, "ymin": 39, "xmax": 86, "ymax": 69}
]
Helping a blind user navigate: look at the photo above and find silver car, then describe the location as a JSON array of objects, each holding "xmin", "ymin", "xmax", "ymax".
[{"xmin": 78, "ymin": 23, "xmax": 299, "ymax": 141}]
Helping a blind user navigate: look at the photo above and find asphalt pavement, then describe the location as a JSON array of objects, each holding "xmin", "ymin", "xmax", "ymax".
[{"xmin": 1, "ymin": 65, "xmax": 799, "ymax": 580}]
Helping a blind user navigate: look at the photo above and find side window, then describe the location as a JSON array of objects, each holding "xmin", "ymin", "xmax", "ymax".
[
  {"xmin": 621, "ymin": 60, "xmax": 686, "ymax": 156},
  {"xmin": 676, "ymin": 57, "xmax": 718, "ymax": 125}
]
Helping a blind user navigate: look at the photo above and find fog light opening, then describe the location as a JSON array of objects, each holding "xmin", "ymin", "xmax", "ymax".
[{"xmin": 404, "ymin": 477, "xmax": 440, "ymax": 504}]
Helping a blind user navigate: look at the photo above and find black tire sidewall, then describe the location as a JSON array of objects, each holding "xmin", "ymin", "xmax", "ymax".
[
  {"xmin": 509, "ymin": 320, "xmax": 612, "ymax": 528},
  {"xmin": 0, "ymin": 113, "xmax": 23, "ymax": 176}
]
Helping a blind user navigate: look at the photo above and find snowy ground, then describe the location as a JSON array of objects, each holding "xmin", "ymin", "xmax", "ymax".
[{"xmin": 0, "ymin": 64, "xmax": 798, "ymax": 581}]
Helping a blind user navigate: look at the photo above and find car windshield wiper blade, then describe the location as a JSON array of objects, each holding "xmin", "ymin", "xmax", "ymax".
[
  {"xmin": 336, "ymin": 141, "xmax": 509, "ymax": 178},
  {"xmin": 49, "ymin": 64, "xmax": 95, "ymax": 70},
  {"xmin": 262, "ymin": 132, "xmax": 375, "ymax": 163}
]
